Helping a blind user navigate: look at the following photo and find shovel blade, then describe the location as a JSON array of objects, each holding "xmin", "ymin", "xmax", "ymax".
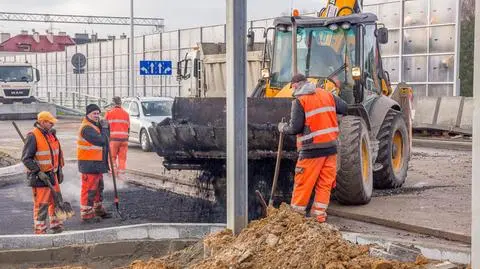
[{"xmin": 55, "ymin": 202, "xmax": 75, "ymax": 221}]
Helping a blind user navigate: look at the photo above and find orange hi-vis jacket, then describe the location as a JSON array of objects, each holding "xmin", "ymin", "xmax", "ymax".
[
  {"xmin": 296, "ymin": 88, "xmax": 339, "ymax": 151},
  {"xmin": 32, "ymin": 127, "xmax": 63, "ymax": 172},
  {"xmin": 77, "ymin": 118, "xmax": 103, "ymax": 162},
  {"xmin": 105, "ymin": 106, "xmax": 130, "ymax": 142}
]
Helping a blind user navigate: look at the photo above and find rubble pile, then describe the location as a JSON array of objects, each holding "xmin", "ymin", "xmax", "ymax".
[
  {"xmin": 129, "ymin": 204, "xmax": 432, "ymax": 269},
  {"xmin": 0, "ymin": 151, "xmax": 17, "ymax": 167}
]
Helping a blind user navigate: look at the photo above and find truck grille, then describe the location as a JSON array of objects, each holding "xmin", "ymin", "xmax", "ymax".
[{"xmin": 4, "ymin": 89, "xmax": 29, "ymax": 97}]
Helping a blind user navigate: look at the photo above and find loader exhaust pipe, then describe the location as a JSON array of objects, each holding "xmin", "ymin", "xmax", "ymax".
[{"xmin": 291, "ymin": 16, "xmax": 297, "ymax": 76}]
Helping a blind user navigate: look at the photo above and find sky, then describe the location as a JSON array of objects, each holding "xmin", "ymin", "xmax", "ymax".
[{"xmin": 0, "ymin": 0, "xmax": 324, "ymax": 38}]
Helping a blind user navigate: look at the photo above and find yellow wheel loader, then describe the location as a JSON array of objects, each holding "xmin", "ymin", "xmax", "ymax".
[{"xmin": 149, "ymin": 0, "xmax": 412, "ymax": 219}]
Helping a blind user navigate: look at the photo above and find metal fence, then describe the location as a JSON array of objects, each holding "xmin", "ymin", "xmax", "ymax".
[{"xmin": 1, "ymin": 0, "xmax": 461, "ymax": 108}]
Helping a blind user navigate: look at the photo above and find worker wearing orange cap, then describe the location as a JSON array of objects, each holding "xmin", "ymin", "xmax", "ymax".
[
  {"xmin": 105, "ymin": 96, "xmax": 130, "ymax": 175},
  {"xmin": 21, "ymin": 111, "xmax": 65, "ymax": 234}
]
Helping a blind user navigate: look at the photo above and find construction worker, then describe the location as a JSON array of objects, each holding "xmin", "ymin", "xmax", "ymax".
[
  {"xmin": 22, "ymin": 111, "xmax": 65, "ymax": 234},
  {"xmin": 78, "ymin": 104, "xmax": 112, "ymax": 223},
  {"xmin": 278, "ymin": 74, "xmax": 347, "ymax": 223},
  {"xmin": 105, "ymin": 96, "xmax": 130, "ymax": 175}
]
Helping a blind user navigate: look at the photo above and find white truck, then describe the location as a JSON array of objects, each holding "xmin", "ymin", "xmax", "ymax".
[{"xmin": 0, "ymin": 62, "xmax": 40, "ymax": 104}]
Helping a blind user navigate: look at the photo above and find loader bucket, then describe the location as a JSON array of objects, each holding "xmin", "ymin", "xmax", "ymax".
[{"xmin": 150, "ymin": 97, "xmax": 298, "ymax": 164}]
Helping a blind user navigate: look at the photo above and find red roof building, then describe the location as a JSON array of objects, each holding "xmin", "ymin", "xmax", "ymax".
[{"xmin": 0, "ymin": 32, "xmax": 75, "ymax": 53}]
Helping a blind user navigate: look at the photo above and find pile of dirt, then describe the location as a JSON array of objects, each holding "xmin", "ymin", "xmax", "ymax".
[
  {"xmin": 0, "ymin": 151, "xmax": 17, "ymax": 168},
  {"xmin": 127, "ymin": 204, "xmax": 432, "ymax": 269}
]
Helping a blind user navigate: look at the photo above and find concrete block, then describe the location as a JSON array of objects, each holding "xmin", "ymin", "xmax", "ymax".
[
  {"xmin": 51, "ymin": 246, "xmax": 79, "ymax": 262},
  {"xmin": 369, "ymin": 247, "xmax": 403, "ymax": 261},
  {"xmin": 209, "ymin": 225, "xmax": 226, "ymax": 235},
  {"xmin": 0, "ymin": 235, "xmax": 53, "ymax": 249},
  {"xmin": 459, "ymin": 97, "xmax": 473, "ymax": 130},
  {"xmin": 89, "ymin": 241, "xmax": 138, "ymax": 258},
  {"xmin": 148, "ymin": 225, "xmax": 180, "ymax": 239},
  {"xmin": 116, "ymin": 226, "xmax": 149, "ymax": 240},
  {"xmin": 387, "ymin": 243, "xmax": 422, "ymax": 262},
  {"xmin": 341, "ymin": 232, "xmax": 358, "ymax": 244},
  {"xmin": 52, "ymin": 232, "xmax": 86, "ymax": 248},
  {"xmin": 436, "ymin": 97, "xmax": 462, "ymax": 127},
  {"xmin": 169, "ymin": 239, "xmax": 197, "ymax": 253},
  {"xmin": 0, "ymin": 103, "xmax": 56, "ymax": 120},
  {"xmin": 177, "ymin": 225, "xmax": 210, "ymax": 238},
  {"xmin": 413, "ymin": 96, "xmax": 438, "ymax": 125},
  {"xmin": 84, "ymin": 228, "xmax": 118, "ymax": 244}
]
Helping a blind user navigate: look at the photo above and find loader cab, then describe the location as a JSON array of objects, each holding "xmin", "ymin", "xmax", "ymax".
[{"xmin": 267, "ymin": 13, "xmax": 391, "ymax": 106}]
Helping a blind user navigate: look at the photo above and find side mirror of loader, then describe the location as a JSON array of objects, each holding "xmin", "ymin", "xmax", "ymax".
[{"xmin": 377, "ymin": 27, "xmax": 388, "ymax": 44}]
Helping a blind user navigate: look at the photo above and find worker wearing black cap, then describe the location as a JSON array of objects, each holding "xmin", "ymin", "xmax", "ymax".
[
  {"xmin": 77, "ymin": 104, "xmax": 112, "ymax": 223},
  {"xmin": 278, "ymin": 73, "xmax": 347, "ymax": 223}
]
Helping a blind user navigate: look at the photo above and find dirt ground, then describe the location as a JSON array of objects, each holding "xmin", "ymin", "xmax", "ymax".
[{"xmin": 121, "ymin": 205, "xmax": 449, "ymax": 269}]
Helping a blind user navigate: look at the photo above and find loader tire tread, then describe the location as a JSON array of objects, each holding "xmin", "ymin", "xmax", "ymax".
[{"xmin": 335, "ymin": 116, "xmax": 372, "ymax": 205}]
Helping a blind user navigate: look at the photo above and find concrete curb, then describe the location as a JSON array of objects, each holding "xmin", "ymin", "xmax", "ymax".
[
  {"xmin": 0, "ymin": 163, "xmax": 25, "ymax": 187},
  {"xmin": 413, "ymin": 138, "xmax": 472, "ymax": 151},
  {"xmin": 342, "ymin": 232, "xmax": 470, "ymax": 265},
  {"xmin": 0, "ymin": 223, "xmax": 225, "ymax": 250}
]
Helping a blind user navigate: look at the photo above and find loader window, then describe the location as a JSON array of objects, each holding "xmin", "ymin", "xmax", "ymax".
[
  {"xmin": 270, "ymin": 29, "xmax": 292, "ymax": 88},
  {"xmin": 362, "ymin": 24, "xmax": 381, "ymax": 95}
]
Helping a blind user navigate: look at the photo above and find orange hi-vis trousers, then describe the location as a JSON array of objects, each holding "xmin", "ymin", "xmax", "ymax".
[
  {"xmin": 290, "ymin": 154, "xmax": 337, "ymax": 223},
  {"xmin": 32, "ymin": 175, "xmax": 63, "ymax": 234},
  {"xmin": 109, "ymin": 141, "xmax": 128, "ymax": 173},
  {"xmin": 80, "ymin": 173, "xmax": 105, "ymax": 220}
]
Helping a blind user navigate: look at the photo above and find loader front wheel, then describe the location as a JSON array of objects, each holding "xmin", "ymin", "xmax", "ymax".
[
  {"xmin": 373, "ymin": 109, "xmax": 409, "ymax": 189},
  {"xmin": 335, "ymin": 116, "xmax": 373, "ymax": 205}
]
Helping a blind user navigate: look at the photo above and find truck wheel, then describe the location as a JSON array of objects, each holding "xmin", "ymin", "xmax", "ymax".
[
  {"xmin": 373, "ymin": 109, "xmax": 409, "ymax": 189},
  {"xmin": 140, "ymin": 129, "xmax": 152, "ymax": 152},
  {"xmin": 335, "ymin": 116, "xmax": 373, "ymax": 205}
]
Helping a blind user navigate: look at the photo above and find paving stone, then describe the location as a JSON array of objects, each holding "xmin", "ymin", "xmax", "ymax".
[{"xmin": 388, "ymin": 243, "xmax": 422, "ymax": 262}]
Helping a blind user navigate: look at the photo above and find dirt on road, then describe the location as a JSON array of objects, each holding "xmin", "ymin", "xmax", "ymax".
[
  {"xmin": 125, "ymin": 204, "xmax": 437, "ymax": 269},
  {"xmin": 0, "ymin": 151, "xmax": 18, "ymax": 167}
]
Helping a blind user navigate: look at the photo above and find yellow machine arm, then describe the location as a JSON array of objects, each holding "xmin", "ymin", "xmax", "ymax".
[{"xmin": 320, "ymin": 0, "xmax": 362, "ymax": 17}]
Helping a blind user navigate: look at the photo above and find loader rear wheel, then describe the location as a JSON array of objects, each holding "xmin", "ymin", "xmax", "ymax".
[
  {"xmin": 335, "ymin": 116, "xmax": 373, "ymax": 205},
  {"xmin": 373, "ymin": 109, "xmax": 409, "ymax": 189}
]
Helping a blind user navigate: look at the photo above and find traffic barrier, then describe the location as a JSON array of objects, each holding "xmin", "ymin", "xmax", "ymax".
[{"xmin": 413, "ymin": 96, "xmax": 473, "ymax": 135}]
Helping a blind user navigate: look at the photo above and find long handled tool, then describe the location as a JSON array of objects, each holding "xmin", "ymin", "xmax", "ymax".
[
  {"xmin": 105, "ymin": 135, "xmax": 125, "ymax": 220},
  {"xmin": 269, "ymin": 118, "xmax": 286, "ymax": 207},
  {"xmin": 13, "ymin": 121, "xmax": 75, "ymax": 221}
]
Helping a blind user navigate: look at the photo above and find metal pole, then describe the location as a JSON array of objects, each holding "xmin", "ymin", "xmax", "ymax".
[
  {"xmin": 472, "ymin": 0, "xmax": 480, "ymax": 266},
  {"xmin": 130, "ymin": 0, "xmax": 135, "ymax": 97},
  {"xmin": 453, "ymin": 0, "xmax": 461, "ymax": 96},
  {"xmin": 226, "ymin": 0, "xmax": 248, "ymax": 235}
]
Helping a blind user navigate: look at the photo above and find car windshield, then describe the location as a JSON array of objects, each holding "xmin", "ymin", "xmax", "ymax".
[
  {"xmin": 0, "ymin": 66, "xmax": 34, "ymax": 82},
  {"xmin": 141, "ymin": 101, "xmax": 173, "ymax": 116},
  {"xmin": 270, "ymin": 25, "xmax": 357, "ymax": 88}
]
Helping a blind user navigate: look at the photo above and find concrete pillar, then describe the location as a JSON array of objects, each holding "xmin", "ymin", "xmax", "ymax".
[
  {"xmin": 226, "ymin": 0, "xmax": 248, "ymax": 235},
  {"xmin": 472, "ymin": 0, "xmax": 480, "ymax": 265}
]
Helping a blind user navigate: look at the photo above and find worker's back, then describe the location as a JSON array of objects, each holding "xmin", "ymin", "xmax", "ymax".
[{"xmin": 105, "ymin": 106, "xmax": 130, "ymax": 141}]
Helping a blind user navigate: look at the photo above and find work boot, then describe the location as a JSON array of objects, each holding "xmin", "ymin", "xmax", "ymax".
[
  {"xmin": 95, "ymin": 209, "xmax": 113, "ymax": 219},
  {"xmin": 81, "ymin": 216, "xmax": 102, "ymax": 224},
  {"xmin": 48, "ymin": 226, "xmax": 64, "ymax": 234}
]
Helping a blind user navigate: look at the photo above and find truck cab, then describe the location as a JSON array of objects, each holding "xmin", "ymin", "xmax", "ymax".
[{"xmin": 0, "ymin": 62, "xmax": 40, "ymax": 104}]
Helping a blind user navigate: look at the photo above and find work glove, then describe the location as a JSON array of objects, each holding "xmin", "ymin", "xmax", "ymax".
[
  {"xmin": 100, "ymin": 119, "xmax": 109, "ymax": 129},
  {"xmin": 57, "ymin": 168, "xmax": 64, "ymax": 184},
  {"xmin": 277, "ymin": 122, "xmax": 287, "ymax": 133},
  {"xmin": 37, "ymin": 171, "xmax": 51, "ymax": 185}
]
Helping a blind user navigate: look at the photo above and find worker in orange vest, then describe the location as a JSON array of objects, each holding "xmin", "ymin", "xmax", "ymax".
[
  {"xmin": 21, "ymin": 111, "xmax": 65, "ymax": 234},
  {"xmin": 77, "ymin": 104, "xmax": 112, "ymax": 223},
  {"xmin": 105, "ymin": 96, "xmax": 130, "ymax": 175},
  {"xmin": 278, "ymin": 74, "xmax": 347, "ymax": 223}
]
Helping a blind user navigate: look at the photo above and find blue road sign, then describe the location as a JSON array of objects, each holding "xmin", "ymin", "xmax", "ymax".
[{"xmin": 139, "ymin": 60, "xmax": 172, "ymax": 75}]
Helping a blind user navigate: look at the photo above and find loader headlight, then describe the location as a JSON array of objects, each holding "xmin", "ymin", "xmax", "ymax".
[
  {"xmin": 328, "ymin": 24, "xmax": 339, "ymax": 31},
  {"xmin": 341, "ymin": 22, "xmax": 351, "ymax": 30}
]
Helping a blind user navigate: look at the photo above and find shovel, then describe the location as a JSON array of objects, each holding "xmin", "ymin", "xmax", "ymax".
[
  {"xmin": 12, "ymin": 121, "xmax": 75, "ymax": 221},
  {"xmin": 256, "ymin": 118, "xmax": 286, "ymax": 218},
  {"xmin": 106, "ymin": 135, "xmax": 126, "ymax": 220}
]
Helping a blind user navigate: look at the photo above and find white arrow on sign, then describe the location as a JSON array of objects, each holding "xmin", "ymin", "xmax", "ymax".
[
  {"xmin": 163, "ymin": 67, "xmax": 172, "ymax": 74},
  {"xmin": 158, "ymin": 63, "xmax": 163, "ymax": 72},
  {"xmin": 150, "ymin": 63, "xmax": 155, "ymax": 74},
  {"xmin": 141, "ymin": 67, "xmax": 149, "ymax": 74}
]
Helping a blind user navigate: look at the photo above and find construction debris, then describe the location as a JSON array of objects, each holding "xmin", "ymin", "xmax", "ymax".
[
  {"xmin": 0, "ymin": 151, "xmax": 17, "ymax": 168},
  {"xmin": 127, "ymin": 204, "xmax": 447, "ymax": 269}
]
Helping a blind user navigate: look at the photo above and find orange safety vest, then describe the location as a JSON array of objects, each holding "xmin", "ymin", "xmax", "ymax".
[
  {"xmin": 105, "ymin": 106, "xmax": 130, "ymax": 141},
  {"xmin": 31, "ymin": 127, "xmax": 63, "ymax": 172},
  {"xmin": 77, "ymin": 118, "xmax": 103, "ymax": 161},
  {"xmin": 296, "ymin": 88, "xmax": 339, "ymax": 151}
]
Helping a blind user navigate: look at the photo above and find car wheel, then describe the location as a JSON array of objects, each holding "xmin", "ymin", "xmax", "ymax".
[{"xmin": 140, "ymin": 129, "xmax": 152, "ymax": 152}]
